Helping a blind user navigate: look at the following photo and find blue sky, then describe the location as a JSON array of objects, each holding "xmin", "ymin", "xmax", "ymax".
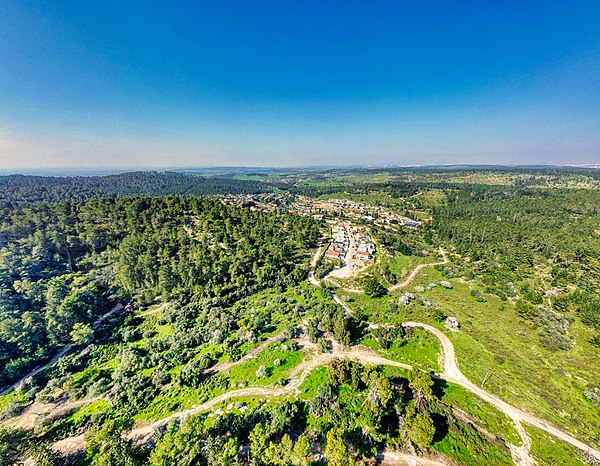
[{"xmin": 1, "ymin": 1, "xmax": 599, "ymax": 169}]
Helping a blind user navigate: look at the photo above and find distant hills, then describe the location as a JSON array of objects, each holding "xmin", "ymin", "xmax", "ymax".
[{"xmin": 0, "ymin": 171, "xmax": 273, "ymax": 208}]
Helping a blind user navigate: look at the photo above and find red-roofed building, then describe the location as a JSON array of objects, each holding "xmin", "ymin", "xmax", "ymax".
[{"xmin": 325, "ymin": 250, "xmax": 343, "ymax": 259}]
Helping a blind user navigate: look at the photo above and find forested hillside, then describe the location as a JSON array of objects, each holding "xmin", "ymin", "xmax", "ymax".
[
  {"xmin": 0, "ymin": 196, "xmax": 319, "ymax": 387},
  {"xmin": 434, "ymin": 187, "xmax": 600, "ymax": 348},
  {"xmin": 0, "ymin": 172, "xmax": 272, "ymax": 208},
  {"xmin": 0, "ymin": 169, "xmax": 598, "ymax": 466}
]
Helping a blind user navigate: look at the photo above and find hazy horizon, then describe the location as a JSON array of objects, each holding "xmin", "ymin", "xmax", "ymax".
[
  {"xmin": 1, "ymin": 1, "xmax": 599, "ymax": 168},
  {"xmin": 2, "ymin": 162, "xmax": 600, "ymax": 178}
]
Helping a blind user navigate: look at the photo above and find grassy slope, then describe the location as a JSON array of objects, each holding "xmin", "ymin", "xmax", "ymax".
[
  {"xmin": 341, "ymin": 263, "xmax": 600, "ymax": 450},
  {"xmin": 406, "ymin": 267, "xmax": 600, "ymax": 448},
  {"xmin": 527, "ymin": 425, "xmax": 588, "ymax": 465}
]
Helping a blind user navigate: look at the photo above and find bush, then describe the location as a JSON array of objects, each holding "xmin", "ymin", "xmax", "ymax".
[
  {"xmin": 470, "ymin": 289, "xmax": 487, "ymax": 302},
  {"xmin": 177, "ymin": 355, "xmax": 216, "ymax": 388},
  {"xmin": 364, "ymin": 278, "xmax": 387, "ymax": 298}
]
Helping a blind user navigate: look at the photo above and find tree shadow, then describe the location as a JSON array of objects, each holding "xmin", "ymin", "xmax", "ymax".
[
  {"xmin": 431, "ymin": 412, "xmax": 449, "ymax": 443},
  {"xmin": 350, "ymin": 317, "xmax": 368, "ymax": 342},
  {"xmin": 431, "ymin": 377, "xmax": 448, "ymax": 400}
]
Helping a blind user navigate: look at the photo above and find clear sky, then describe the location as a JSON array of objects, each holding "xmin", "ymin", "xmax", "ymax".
[{"xmin": 1, "ymin": 1, "xmax": 599, "ymax": 169}]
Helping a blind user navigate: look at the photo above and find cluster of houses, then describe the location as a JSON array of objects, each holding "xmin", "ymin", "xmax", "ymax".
[
  {"xmin": 324, "ymin": 223, "xmax": 349, "ymax": 260},
  {"xmin": 324, "ymin": 223, "xmax": 376, "ymax": 264},
  {"xmin": 219, "ymin": 193, "xmax": 424, "ymax": 229},
  {"xmin": 355, "ymin": 229, "xmax": 375, "ymax": 260}
]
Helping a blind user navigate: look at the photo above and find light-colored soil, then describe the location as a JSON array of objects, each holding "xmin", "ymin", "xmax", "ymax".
[
  {"xmin": 328, "ymin": 223, "xmax": 360, "ymax": 279},
  {"xmin": 379, "ymin": 451, "xmax": 449, "ymax": 466},
  {"xmin": 0, "ymin": 303, "xmax": 124, "ymax": 397},
  {"xmin": 388, "ymin": 249, "xmax": 449, "ymax": 292},
  {"xmin": 21, "ymin": 247, "xmax": 600, "ymax": 464},
  {"xmin": 405, "ymin": 321, "xmax": 600, "ymax": 463},
  {"xmin": 48, "ymin": 312, "xmax": 600, "ymax": 463},
  {"xmin": 307, "ymin": 241, "xmax": 324, "ymax": 286}
]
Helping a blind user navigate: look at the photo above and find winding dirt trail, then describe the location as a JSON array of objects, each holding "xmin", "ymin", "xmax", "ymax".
[
  {"xmin": 211, "ymin": 332, "xmax": 287, "ymax": 373},
  {"xmin": 0, "ymin": 303, "xmax": 124, "ymax": 397},
  {"xmin": 378, "ymin": 451, "xmax": 448, "ymax": 466},
  {"xmin": 403, "ymin": 322, "xmax": 533, "ymax": 465},
  {"xmin": 51, "ymin": 336, "xmax": 412, "ymax": 455},
  {"xmin": 404, "ymin": 322, "xmax": 600, "ymax": 464},
  {"xmin": 42, "ymin": 248, "xmax": 600, "ymax": 464},
  {"xmin": 49, "ymin": 317, "xmax": 600, "ymax": 463},
  {"xmin": 325, "ymin": 245, "xmax": 598, "ymax": 463},
  {"xmin": 310, "ymin": 245, "xmax": 449, "ymax": 294},
  {"xmin": 388, "ymin": 249, "xmax": 449, "ymax": 292}
]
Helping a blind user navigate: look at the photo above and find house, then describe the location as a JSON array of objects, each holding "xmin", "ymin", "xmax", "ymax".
[
  {"xmin": 325, "ymin": 250, "xmax": 342, "ymax": 259},
  {"xmin": 356, "ymin": 251, "xmax": 370, "ymax": 260}
]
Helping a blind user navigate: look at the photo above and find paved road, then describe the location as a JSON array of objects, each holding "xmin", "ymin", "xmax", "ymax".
[{"xmin": 328, "ymin": 222, "xmax": 357, "ymax": 280}]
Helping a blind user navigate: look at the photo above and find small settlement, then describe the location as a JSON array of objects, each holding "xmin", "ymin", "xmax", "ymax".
[
  {"xmin": 219, "ymin": 193, "xmax": 422, "ymax": 228},
  {"xmin": 324, "ymin": 222, "xmax": 376, "ymax": 278},
  {"xmin": 218, "ymin": 192, "xmax": 426, "ymax": 279}
]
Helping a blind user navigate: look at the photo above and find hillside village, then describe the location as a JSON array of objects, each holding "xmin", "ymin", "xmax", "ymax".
[{"xmin": 219, "ymin": 192, "xmax": 422, "ymax": 227}]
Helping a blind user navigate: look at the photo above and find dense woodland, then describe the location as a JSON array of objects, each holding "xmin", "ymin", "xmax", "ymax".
[
  {"xmin": 433, "ymin": 186, "xmax": 600, "ymax": 350},
  {"xmin": 0, "ymin": 169, "xmax": 598, "ymax": 466},
  {"xmin": 0, "ymin": 195, "xmax": 319, "ymax": 387},
  {"xmin": 0, "ymin": 172, "xmax": 272, "ymax": 208}
]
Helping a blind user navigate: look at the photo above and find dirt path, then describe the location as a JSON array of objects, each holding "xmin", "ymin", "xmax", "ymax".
[
  {"xmin": 51, "ymin": 337, "xmax": 412, "ymax": 455},
  {"xmin": 4, "ymin": 396, "xmax": 97, "ymax": 431},
  {"xmin": 324, "ymin": 277, "xmax": 365, "ymax": 293},
  {"xmin": 46, "ymin": 271, "xmax": 600, "ymax": 464},
  {"xmin": 311, "ymin": 244, "xmax": 449, "ymax": 295},
  {"xmin": 138, "ymin": 301, "xmax": 171, "ymax": 317},
  {"xmin": 49, "ymin": 318, "xmax": 600, "ymax": 463},
  {"xmin": 402, "ymin": 322, "xmax": 533, "ymax": 465},
  {"xmin": 404, "ymin": 322, "xmax": 600, "ymax": 464},
  {"xmin": 332, "ymin": 294, "xmax": 353, "ymax": 314},
  {"xmin": 308, "ymin": 241, "xmax": 325, "ymax": 286},
  {"xmin": 211, "ymin": 332, "xmax": 286, "ymax": 373},
  {"xmin": 388, "ymin": 249, "xmax": 449, "ymax": 292},
  {"xmin": 378, "ymin": 451, "xmax": 449, "ymax": 466},
  {"xmin": 0, "ymin": 303, "xmax": 124, "ymax": 397}
]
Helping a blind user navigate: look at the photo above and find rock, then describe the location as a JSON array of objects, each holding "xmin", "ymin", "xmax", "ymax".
[
  {"xmin": 415, "ymin": 286, "xmax": 425, "ymax": 293},
  {"xmin": 440, "ymin": 281, "xmax": 453, "ymax": 289},
  {"xmin": 256, "ymin": 365, "xmax": 267, "ymax": 378},
  {"xmin": 445, "ymin": 316, "xmax": 460, "ymax": 329}
]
